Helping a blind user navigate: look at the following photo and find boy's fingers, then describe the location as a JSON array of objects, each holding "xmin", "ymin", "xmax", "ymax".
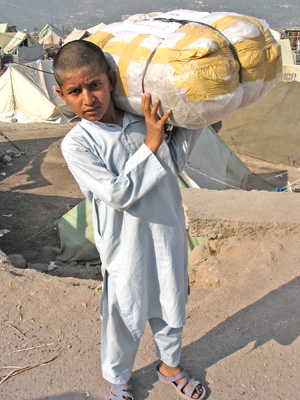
[
  {"xmin": 142, "ymin": 93, "xmax": 151, "ymax": 113},
  {"xmin": 150, "ymin": 97, "xmax": 160, "ymax": 116},
  {"xmin": 160, "ymin": 109, "xmax": 172, "ymax": 124},
  {"xmin": 142, "ymin": 93, "xmax": 171, "ymax": 123}
]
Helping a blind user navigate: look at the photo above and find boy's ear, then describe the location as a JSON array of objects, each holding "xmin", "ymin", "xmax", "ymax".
[
  {"xmin": 56, "ymin": 87, "xmax": 66, "ymax": 101},
  {"xmin": 108, "ymin": 69, "xmax": 117, "ymax": 91}
]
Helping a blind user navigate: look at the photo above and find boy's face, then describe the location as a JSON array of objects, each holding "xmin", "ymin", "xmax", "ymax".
[{"xmin": 56, "ymin": 62, "xmax": 116, "ymax": 123}]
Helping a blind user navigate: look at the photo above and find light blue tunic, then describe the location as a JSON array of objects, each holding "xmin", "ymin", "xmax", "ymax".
[{"xmin": 61, "ymin": 112, "xmax": 200, "ymax": 341}]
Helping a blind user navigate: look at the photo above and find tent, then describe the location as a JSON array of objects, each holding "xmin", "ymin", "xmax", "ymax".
[
  {"xmin": 282, "ymin": 64, "xmax": 300, "ymax": 82},
  {"xmin": 17, "ymin": 44, "xmax": 44, "ymax": 63},
  {"xmin": 87, "ymin": 23, "xmax": 106, "ymax": 35},
  {"xmin": 38, "ymin": 24, "xmax": 55, "ymax": 41},
  {"xmin": 0, "ymin": 32, "xmax": 15, "ymax": 50},
  {"xmin": 58, "ymin": 125, "xmax": 253, "ymax": 262},
  {"xmin": 64, "ymin": 28, "xmax": 90, "ymax": 44},
  {"xmin": 0, "ymin": 60, "xmax": 75, "ymax": 123},
  {"xmin": 38, "ymin": 24, "xmax": 64, "ymax": 45},
  {"xmin": 42, "ymin": 28, "xmax": 65, "ymax": 45},
  {"xmin": 220, "ymin": 80, "xmax": 300, "ymax": 167},
  {"xmin": 279, "ymin": 39, "xmax": 296, "ymax": 65},
  {"xmin": 3, "ymin": 31, "xmax": 37, "ymax": 54},
  {"xmin": 183, "ymin": 126, "xmax": 251, "ymax": 190},
  {"xmin": 0, "ymin": 23, "xmax": 17, "ymax": 33}
]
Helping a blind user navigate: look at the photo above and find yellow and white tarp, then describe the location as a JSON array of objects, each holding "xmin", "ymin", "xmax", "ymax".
[{"xmin": 87, "ymin": 9, "xmax": 282, "ymax": 129}]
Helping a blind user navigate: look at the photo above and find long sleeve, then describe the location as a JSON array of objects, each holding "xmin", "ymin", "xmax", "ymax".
[{"xmin": 62, "ymin": 134, "xmax": 168, "ymax": 212}]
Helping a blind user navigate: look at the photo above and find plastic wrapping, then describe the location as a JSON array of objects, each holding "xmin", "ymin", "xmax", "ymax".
[{"xmin": 87, "ymin": 10, "xmax": 282, "ymax": 129}]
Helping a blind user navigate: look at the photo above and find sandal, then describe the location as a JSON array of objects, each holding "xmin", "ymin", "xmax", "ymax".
[
  {"xmin": 109, "ymin": 383, "xmax": 134, "ymax": 400},
  {"xmin": 156, "ymin": 364, "xmax": 206, "ymax": 400}
]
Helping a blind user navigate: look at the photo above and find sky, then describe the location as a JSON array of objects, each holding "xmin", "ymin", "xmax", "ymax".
[{"xmin": 0, "ymin": 0, "xmax": 295, "ymax": 32}]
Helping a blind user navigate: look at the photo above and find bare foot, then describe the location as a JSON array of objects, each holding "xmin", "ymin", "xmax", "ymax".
[{"xmin": 159, "ymin": 363, "xmax": 204, "ymax": 399}]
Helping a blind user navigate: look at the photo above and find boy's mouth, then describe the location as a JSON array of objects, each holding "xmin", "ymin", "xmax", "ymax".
[{"xmin": 84, "ymin": 107, "xmax": 99, "ymax": 115}]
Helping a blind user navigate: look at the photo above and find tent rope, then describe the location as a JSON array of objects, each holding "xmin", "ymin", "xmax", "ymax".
[
  {"xmin": 8, "ymin": 217, "xmax": 62, "ymax": 252},
  {"xmin": 282, "ymin": 177, "xmax": 300, "ymax": 190},
  {"xmin": 186, "ymin": 164, "xmax": 243, "ymax": 190}
]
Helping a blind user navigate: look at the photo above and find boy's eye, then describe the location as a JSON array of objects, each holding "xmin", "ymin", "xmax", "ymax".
[
  {"xmin": 70, "ymin": 88, "xmax": 81, "ymax": 95},
  {"xmin": 90, "ymin": 81, "xmax": 100, "ymax": 88}
]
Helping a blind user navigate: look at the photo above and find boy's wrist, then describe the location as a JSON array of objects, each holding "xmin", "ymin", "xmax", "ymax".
[{"xmin": 144, "ymin": 139, "xmax": 160, "ymax": 155}]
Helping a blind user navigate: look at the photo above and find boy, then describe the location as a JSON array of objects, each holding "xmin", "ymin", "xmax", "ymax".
[{"xmin": 54, "ymin": 40, "xmax": 206, "ymax": 400}]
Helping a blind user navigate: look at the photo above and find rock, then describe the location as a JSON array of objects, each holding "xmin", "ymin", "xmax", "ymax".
[
  {"xmin": 0, "ymin": 250, "xmax": 8, "ymax": 264},
  {"xmin": 11, "ymin": 118, "xmax": 18, "ymax": 123},
  {"xmin": 5, "ymin": 150, "xmax": 22, "ymax": 158},
  {"xmin": 6, "ymin": 149, "xmax": 17, "ymax": 157},
  {"xmin": 8, "ymin": 254, "xmax": 27, "ymax": 269},
  {"xmin": 40, "ymin": 245, "xmax": 59, "ymax": 263},
  {"xmin": 189, "ymin": 244, "xmax": 208, "ymax": 268},
  {"xmin": 209, "ymin": 239, "xmax": 218, "ymax": 253},
  {"xmin": 2, "ymin": 155, "xmax": 12, "ymax": 164},
  {"xmin": 218, "ymin": 237, "xmax": 240, "ymax": 258},
  {"xmin": 194, "ymin": 259, "xmax": 222, "ymax": 289},
  {"xmin": 205, "ymin": 237, "xmax": 218, "ymax": 254},
  {"xmin": 27, "ymin": 263, "xmax": 49, "ymax": 272}
]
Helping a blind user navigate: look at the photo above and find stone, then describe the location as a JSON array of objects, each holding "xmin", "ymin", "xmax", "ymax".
[
  {"xmin": 40, "ymin": 245, "xmax": 59, "ymax": 263},
  {"xmin": 2, "ymin": 155, "xmax": 12, "ymax": 164},
  {"xmin": 27, "ymin": 263, "xmax": 49, "ymax": 272},
  {"xmin": 8, "ymin": 254, "xmax": 27, "ymax": 269},
  {"xmin": 194, "ymin": 259, "xmax": 222, "ymax": 289},
  {"xmin": 189, "ymin": 244, "xmax": 208, "ymax": 269},
  {"xmin": 205, "ymin": 237, "xmax": 218, "ymax": 254},
  {"xmin": 6, "ymin": 149, "xmax": 17, "ymax": 157},
  {"xmin": 209, "ymin": 239, "xmax": 218, "ymax": 253}
]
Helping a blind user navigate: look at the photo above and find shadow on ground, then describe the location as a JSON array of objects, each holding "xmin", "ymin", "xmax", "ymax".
[
  {"xmin": 0, "ymin": 136, "xmax": 63, "ymax": 188},
  {"xmin": 133, "ymin": 276, "xmax": 300, "ymax": 399},
  {"xmin": 247, "ymin": 170, "xmax": 290, "ymax": 191},
  {"xmin": 0, "ymin": 191, "xmax": 81, "ymax": 260}
]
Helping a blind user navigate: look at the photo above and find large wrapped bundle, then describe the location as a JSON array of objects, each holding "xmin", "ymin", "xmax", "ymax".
[{"xmin": 86, "ymin": 10, "xmax": 282, "ymax": 129}]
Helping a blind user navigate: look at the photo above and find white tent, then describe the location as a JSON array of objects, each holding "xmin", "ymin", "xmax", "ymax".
[
  {"xmin": 279, "ymin": 39, "xmax": 296, "ymax": 65},
  {"xmin": 42, "ymin": 28, "xmax": 64, "ymax": 45},
  {"xmin": 87, "ymin": 23, "xmax": 106, "ymax": 34},
  {"xmin": 0, "ymin": 23, "xmax": 17, "ymax": 33},
  {"xmin": 64, "ymin": 28, "xmax": 90, "ymax": 44},
  {"xmin": 183, "ymin": 126, "xmax": 251, "ymax": 190},
  {"xmin": 3, "ymin": 31, "xmax": 37, "ymax": 54},
  {"xmin": 0, "ymin": 60, "xmax": 75, "ymax": 123}
]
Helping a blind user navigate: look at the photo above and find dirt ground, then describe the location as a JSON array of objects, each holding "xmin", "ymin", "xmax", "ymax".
[{"xmin": 0, "ymin": 121, "xmax": 299, "ymax": 400}]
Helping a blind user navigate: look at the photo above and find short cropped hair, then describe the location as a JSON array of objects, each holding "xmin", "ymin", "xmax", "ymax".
[{"xmin": 53, "ymin": 40, "xmax": 110, "ymax": 87}]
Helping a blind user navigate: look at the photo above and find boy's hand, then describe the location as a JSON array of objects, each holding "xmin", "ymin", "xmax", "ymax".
[{"xmin": 142, "ymin": 93, "xmax": 172, "ymax": 155}]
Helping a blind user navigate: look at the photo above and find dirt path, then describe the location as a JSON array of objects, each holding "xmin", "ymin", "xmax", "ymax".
[{"xmin": 0, "ymin": 121, "xmax": 299, "ymax": 400}]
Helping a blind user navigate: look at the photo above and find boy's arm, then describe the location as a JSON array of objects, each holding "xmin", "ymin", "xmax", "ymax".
[
  {"xmin": 61, "ymin": 131, "xmax": 167, "ymax": 212},
  {"xmin": 62, "ymin": 94, "xmax": 172, "ymax": 212}
]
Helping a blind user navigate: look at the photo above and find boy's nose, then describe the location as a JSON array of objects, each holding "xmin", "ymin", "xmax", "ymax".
[{"xmin": 83, "ymin": 89, "xmax": 94, "ymax": 105}]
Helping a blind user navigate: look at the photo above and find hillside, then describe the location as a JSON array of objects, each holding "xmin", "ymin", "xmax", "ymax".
[{"xmin": 0, "ymin": 0, "xmax": 299, "ymax": 32}]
